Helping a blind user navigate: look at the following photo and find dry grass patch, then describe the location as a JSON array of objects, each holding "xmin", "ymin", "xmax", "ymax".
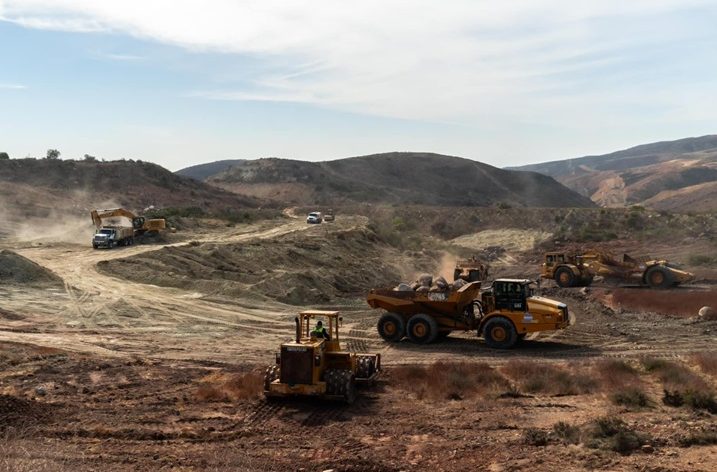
[
  {"xmin": 195, "ymin": 370, "xmax": 264, "ymax": 402},
  {"xmin": 501, "ymin": 360, "xmax": 596, "ymax": 396},
  {"xmin": 591, "ymin": 360, "xmax": 652, "ymax": 409},
  {"xmin": 692, "ymin": 352, "xmax": 717, "ymax": 378},
  {"xmin": 390, "ymin": 362, "xmax": 510, "ymax": 401},
  {"xmin": 642, "ymin": 358, "xmax": 717, "ymax": 413}
]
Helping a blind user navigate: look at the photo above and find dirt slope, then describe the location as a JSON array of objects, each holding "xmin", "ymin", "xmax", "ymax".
[
  {"xmin": 98, "ymin": 223, "xmax": 437, "ymax": 305},
  {"xmin": 0, "ymin": 158, "xmax": 262, "ymax": 236},
  {"xmin": 0, "ymin": 249, "xmax": 63, "ymax": 287},
  {"xmin": 180, "ymin": 152, "xmax": 595, "ymax": 208},
  {"xmin": 513, "ymin": 135, "xmax": 717, "ymax": 211}
]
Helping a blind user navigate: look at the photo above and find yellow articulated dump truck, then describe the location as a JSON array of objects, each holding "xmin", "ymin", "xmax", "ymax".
[
  {"xmin": 264, "ymin": 310, "xmax": 381, "ymax": 404},
  {"xmin": 367, "ymin": 279, "xmax": 570, "ymax": 349}
]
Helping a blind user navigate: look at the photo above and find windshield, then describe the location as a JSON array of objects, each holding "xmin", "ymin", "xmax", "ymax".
[
  {"xmin": 308, "ymin": 213, "xmax": 320, "ymax": 217},
  {"xmin": 99, "ymin": 229, "xmax": 114, "ymax": 235}
]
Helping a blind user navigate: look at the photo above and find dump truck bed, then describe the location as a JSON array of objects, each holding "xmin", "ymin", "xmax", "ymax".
[{"xmin": 366, "ymin": 281, "xmax": 481, "ymax": 318}]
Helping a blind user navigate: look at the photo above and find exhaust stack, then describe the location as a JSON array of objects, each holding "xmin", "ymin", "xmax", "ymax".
[{"xmin": 294, "ymin": 317, "xmax": 301, "ymax": 343}]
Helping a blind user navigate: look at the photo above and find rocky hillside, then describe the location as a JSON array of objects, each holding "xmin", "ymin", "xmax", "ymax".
[
  {"xmin": 177, "ymin": 152, "xmax": 594, "ymax": 208},
  {"xmin": 514, "ymin": 135, "xmax": 717, "ymax": 211},
  {"xmin": 0, "ymin": 158, "xmax": 261, "ymax": 232}
]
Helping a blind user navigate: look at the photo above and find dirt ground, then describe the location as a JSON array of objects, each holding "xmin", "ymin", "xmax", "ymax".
[{"xmin": 2, "ymin": 213, "xmax": 717, "ymax": 471}]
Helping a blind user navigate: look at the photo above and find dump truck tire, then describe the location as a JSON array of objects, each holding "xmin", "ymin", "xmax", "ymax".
[
  {"xmin": 377, "ymin": 312, "xmax": 405, "ymax": 342},
  {"xmin": 406, "ymin": 313, "xmax": 439, "ymax": 344},
  {"xmin": 555, "ymin": 267, "xmax": 576, "ymax": 287},
  {"xmin": 326, "ymin": 369, "xmax": 356, "ymax": 404},
  {"xmin": 483, "ymin": 317, "xmax": 518, "ymax": 349},
  {"xmin": 263, "ymin": 365, "xmax": 279, "ymax": 392},
  {"xmin": 645, "ymin": 266, "xmax": 673, "ymax": 289}
]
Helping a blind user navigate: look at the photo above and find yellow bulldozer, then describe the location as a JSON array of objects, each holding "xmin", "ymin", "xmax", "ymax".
[
  {"xmin": 453, "ymin": 256, "xmax": 490, "ymax": 282},
  {"xmin": 541, "ymin": 251, "xmax": 694, "ymax": 289},
  {"xmin": 264, "ymin": 310, "xmax": 381, "ymax": 404}
]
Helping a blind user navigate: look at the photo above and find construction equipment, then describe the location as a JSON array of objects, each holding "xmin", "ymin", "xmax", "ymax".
[
  {"xmin": 264, "ymin": 310, "xmax": 381, "ymax": 404},
  {"xmin": 91, "ymin": 208, "xmax": 166, "ymax": 236},
  {"xmin": 367, "ymin": 279, "xmax": 570, "ymax": 348},
  {"xmin": 92, "ymin": 226, "xmax": 135, "ymax": 249},
  {"xmin": 541, "ymin": 251, "xmax": 694, "ymax": 289},
  {"xmin": 454, "ymin": 256, "xmax": 489, "ymax": 282}
]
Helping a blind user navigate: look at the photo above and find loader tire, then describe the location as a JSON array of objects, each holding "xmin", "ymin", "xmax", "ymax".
[
  {"xmin": 555, "ymin": 267, "xmax": 576, "ymax": 288},
  {"xmin": 483, "ymin": 317, "xmax": 518, "ymax": 349},
  {"xmin": 377, "ymin": 312, "xmax": 405, "ymax": 342},
  {"xmin": 406, "ymin": 313, "xmax": 439, "ymax": 344},
  {"xmin": 326, "ymin": 369, "xmax": 356, "ymax": 404},
  {"xmin": 646, "ymin": 266, "xmax": 673, "ymax": 289},
  {"xmin": 263, "ymin": 365, "xmax": 279, "ymax": 392},
  {"xmin": 356, "ymin": 355, "xmax": 376, "ymax": 379}
]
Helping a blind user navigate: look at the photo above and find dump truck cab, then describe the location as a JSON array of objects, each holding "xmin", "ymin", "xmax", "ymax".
[{"xmin": 264, "ymin": 310, "xmax": 380, "ymax": 403}]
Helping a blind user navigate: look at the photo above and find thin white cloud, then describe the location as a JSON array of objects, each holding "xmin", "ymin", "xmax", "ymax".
[
  {"xmin": 1, "ymin": 0, "xmax": 715, "ymax": 127},
  {"xmin": 0, "ymin": 83, "xmax": 27, "ymax": 90},
  {"xmin": 96, "ymin": 52, "xmax": 143, "ymax": 61}
]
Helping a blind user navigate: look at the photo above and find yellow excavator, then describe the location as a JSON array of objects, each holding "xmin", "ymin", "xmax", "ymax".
[{"xmin": 90, "ymin": 208, "xmax": 166, "ymax": 235}]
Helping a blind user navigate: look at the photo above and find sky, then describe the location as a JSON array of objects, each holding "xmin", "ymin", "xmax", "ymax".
[{"xmin": 0, "ymin": 1, "xmax": 715, "ymax": 171}]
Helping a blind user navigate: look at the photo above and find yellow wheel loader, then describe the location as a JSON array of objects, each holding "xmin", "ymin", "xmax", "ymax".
[{"xmin": 264, "ymin": 310, "xmax": 381, "ymax": 404}]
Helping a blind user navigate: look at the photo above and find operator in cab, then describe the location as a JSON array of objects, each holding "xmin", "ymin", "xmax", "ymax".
[{"xmin": 311, "ymin": 320, "xmax": 331, "ymax": 341}]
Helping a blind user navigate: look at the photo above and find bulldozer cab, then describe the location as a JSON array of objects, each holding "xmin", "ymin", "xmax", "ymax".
[
  {"xmin": 545, "ymin": 253, "xmax": 568, "ymax": 266},
  {"xmin": 298, "ymin": 310, "xmax": 342, "ymax": 352},
  {"xmin": 492, "ymin": 279, "xmax": 530, "ymax": 312}
]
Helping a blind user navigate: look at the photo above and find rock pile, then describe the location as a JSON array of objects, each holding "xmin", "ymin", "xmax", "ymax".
[{"xmin": 393, "ymin": 273, "xmax": 468, "ymax": 293}]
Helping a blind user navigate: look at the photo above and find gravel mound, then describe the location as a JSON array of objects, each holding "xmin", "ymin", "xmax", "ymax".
[{"xmin": 0, "ymin": 250, "xmax": 63, "ymax": 286}]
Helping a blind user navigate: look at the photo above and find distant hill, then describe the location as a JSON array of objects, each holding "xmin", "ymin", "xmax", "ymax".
[
  {"xmin": 176, "ymin": 159, "xmax": 246, "ymax": 181},
  {"xmin": 513, "ymin": 135, "xmax": 717, "ymax": 211},
  {"xmin": 0, "ymin": 158, "xmax": 261, "ymax": 231},
  {"xmin": 177, "ymin": 152, "xmax": 595, "ymax": 208}
]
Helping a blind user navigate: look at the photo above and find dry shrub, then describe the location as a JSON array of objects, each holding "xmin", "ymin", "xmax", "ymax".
[
  {"xmin": 678, "ymin": 430, "xmax": 717, "ymax": 447},
  {"xmin": 195, "ymin": 370, "xmax": 263, "ymax": 402},
  {"xmin": 553, "ymin": 421, "xmax": 581, "ymax": 445},
  {"xmin": 642, "ymin": 358, "xmax": 709, "ymax": 389},
  {"xmin": 642, "ymin": 358, "xmax": 717, "ymax": 413},
  {"xmin": 692, "ymin": 352, "xmax": 717, "ymax": 378},
  {"xmin": 501, "ymin": 361, "xmax": 597, "ymax": 396},
  {"xmin": 390, "ymin": 362, "xmax": 509, "ymax": 401},
  {"xmin": 523, "ymin": 428, "xmax": 548, "ymax": 446},
  {"xmin": 585, "ymin": 417, "xmax": 649, "ymax": 455},
  {"xmin": 610, "ymin": 387, "xmax": 652, "ymax": 409}
]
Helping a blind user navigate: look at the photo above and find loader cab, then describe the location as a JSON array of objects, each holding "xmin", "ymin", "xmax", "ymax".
[
  {"xmin": 545, "ymin": 253, "xmax": 567, "ymax": 267},
  {"xmin": 492, "ymin": 279, "xmax": 530, "ymax": 312}
]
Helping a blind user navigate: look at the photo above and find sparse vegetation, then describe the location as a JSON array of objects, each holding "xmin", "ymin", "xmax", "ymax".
[
  {"xmin": 611, "ymin": 387, "xmax": 651, "ymax": 408},
  {"xmin": 552, "ymin": 421, "xmax": 581, "ymax": 444},
  {"xmin": 0, "ymin": 152, "xmax": 9, "ymax": 160},
  {"xmin": 391, "ymin": 362, "xmax": 510, "ymax": 401},
  {"xmin": 585, "ymin": 417, "xmax": 649, "ymax": 455},
  {"xmin": 522, "ymin": 428, "xmax": 548, "ymax": 446},
  {"xmin": 678, "ymin": 430, "xmax": 717, "ymax": 447},
  {"xmin": 692, "ymin": 352, "xmax": 717, "ymax": 377},
  {"xmin": 642, "ymin": 358, "xmax": 717, "ymax": 413},
  {"xmin": 45, "ymin": 149, "xmax": 60, "ymax": 160},
  {"xmin": 502, "ymin": 361, "xmax": 596, "ymax": 396}
]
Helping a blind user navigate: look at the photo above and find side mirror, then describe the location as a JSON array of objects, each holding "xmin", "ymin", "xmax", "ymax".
[{"xmin": 339, "ymin": 316, "xmax": 343, "ymax": 327}]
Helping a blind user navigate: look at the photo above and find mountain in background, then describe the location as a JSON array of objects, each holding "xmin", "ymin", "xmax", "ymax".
[
  {"xmin": 513, "ymin": 135, "xmax": 717, "ymax": 211},
  {"xmin": 177, "ymin": 159, "xmax": 246, "ymax": 181},
  {"xmin": 177, "ymin": 152, "xmax": 595, "ymax": 208}
]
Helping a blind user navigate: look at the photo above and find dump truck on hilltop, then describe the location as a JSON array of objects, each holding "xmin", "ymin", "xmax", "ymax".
[
  {"xmin": 367, "ymin": 279, "xmax": 570, "ymax": 348},
  {"xmin": 541, "ymin": 251, "xmax": 694, "ymax": 289}
]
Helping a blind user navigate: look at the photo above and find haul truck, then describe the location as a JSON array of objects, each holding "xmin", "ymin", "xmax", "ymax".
[{"xmin": 367, "ymin": 279, "xmax": 570, "ymax": 349}]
